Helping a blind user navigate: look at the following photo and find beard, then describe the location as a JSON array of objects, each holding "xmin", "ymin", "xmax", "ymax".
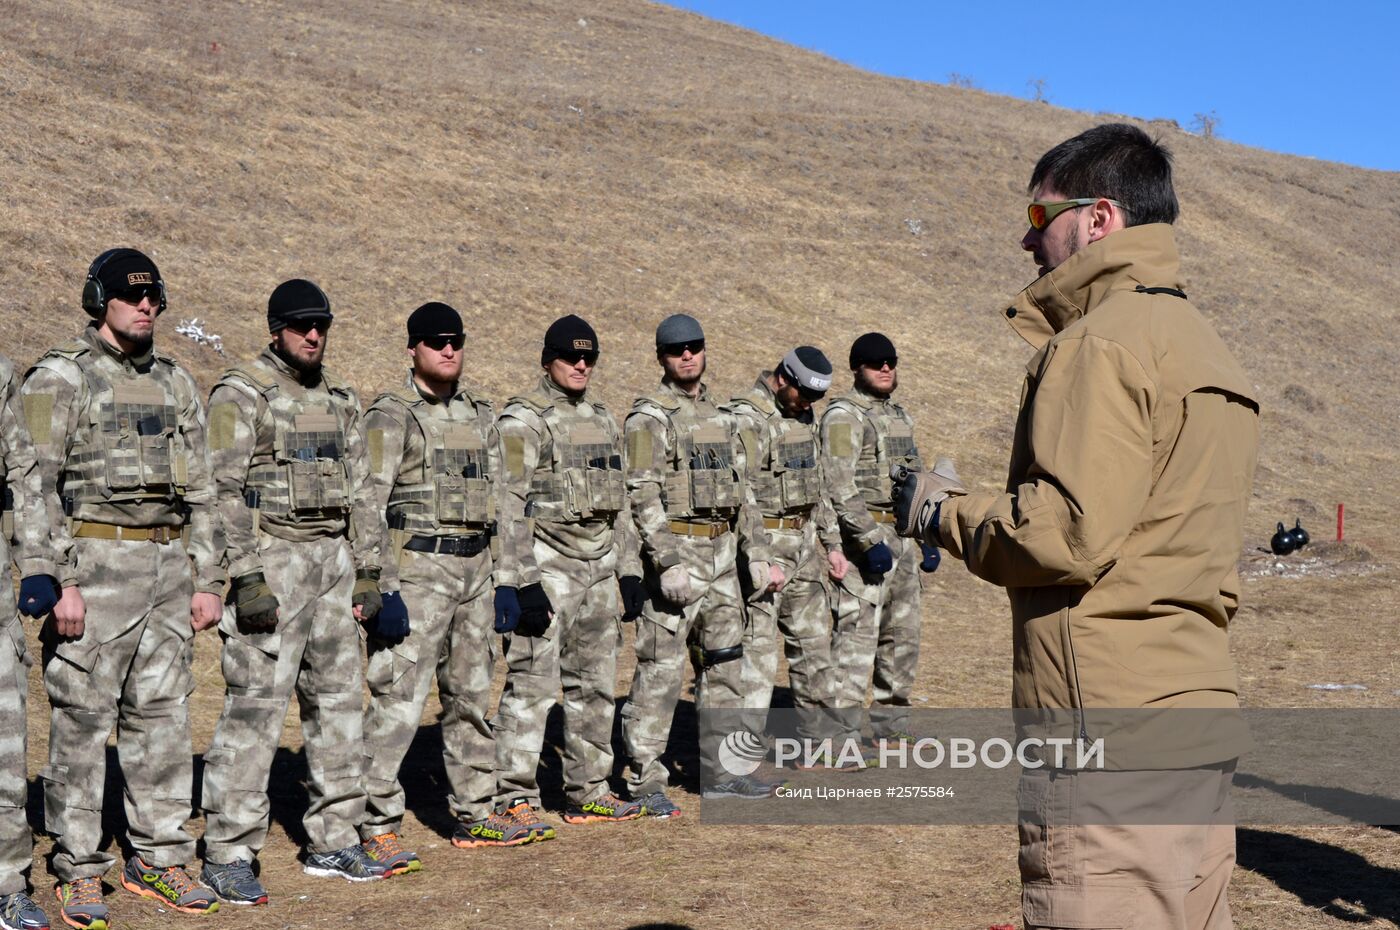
[
  {"xmin": 670, "ymin": 356, "xmax": 706, "ymax": 387},
  {"xmin": 110, "ymin": 321, "xmax": 154, "ymax": 352},
  {"xmin": 856, "ymin": 369, "xmax": 896, "ymax": 397},
  {"xmin": 272, "ymin": 342, "xmax": 323, "ymax": 380}
]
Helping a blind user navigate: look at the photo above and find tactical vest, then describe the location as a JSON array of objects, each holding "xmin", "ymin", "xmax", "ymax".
[
  {"xmin": 40, "ymin": 340, "xmax": 189, "ymax": 514},
  {"xmin": 224, "ymin": 362, "xmax": 353, "ymax": 521},
  {"xmin": 634, "ymin": 392, "xmax": 742, "ymax": 519},
  {"xmin": 380, "ymin": 387, "xmax": 496, "ymax": 535},
  {"xmin": 510, "ymin": 391, "xmax": 625, "ymax": 523},
  {"xmin": 727, "ymin": 396, "xmax": 823, "ymax": 517},
  {"xmin": 826, "ymin": 393, "xmax": 922, "ymax": 508}
]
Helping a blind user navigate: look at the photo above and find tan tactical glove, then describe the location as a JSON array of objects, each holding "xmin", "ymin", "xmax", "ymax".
[
  {"xmin": 891, "ymin": 457, "xmax": 966, "ymax": 542},
  {"xmin": 659, "ymin": 564, "xmax": 694, "ymax": 606}
]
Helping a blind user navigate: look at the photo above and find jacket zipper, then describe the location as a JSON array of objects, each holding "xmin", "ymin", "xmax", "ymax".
[{"xmin": 1062, "ymin": 596, "xmax": 1090, "ymax": 743}]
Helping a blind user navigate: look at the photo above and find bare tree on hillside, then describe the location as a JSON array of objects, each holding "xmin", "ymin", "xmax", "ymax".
[
  {"xmin": 947, "ymin": 72, "xmax": 979, "ymax": 89},
  {"xmin": 1191, "ymin": 110, "xmax": 1221, "ymax": 138},
  {"xmin": 1028, "ymin": 78, "xmax": 1049, "ymax": 103}
]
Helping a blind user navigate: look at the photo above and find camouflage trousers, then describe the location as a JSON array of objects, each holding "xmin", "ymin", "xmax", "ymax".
[
  {"xmin": 495, "ymin": 539, "xmax": 621, "ymax": 809},
  {"xmin": 0, "ymin": 616, "xmax": 31, "ymax": 895},
  {"xmin": 738, "ymin": 524, "xmax": 838, "ymax": 740},
  {"xmin": 830, "ymin": 528, "xmax": 922, "ymax": 738},
  {"xmin": 361, "ymin": 544, "xmax": 496, "ymax": 833},
  {"xmin": 621, "ymin": 532, "xmax": 746, "ymax": 797},
  {"xmin": 42, "ymin": 537, "xmax": 197, "ymax": 881},
  {"xmin": 202, "ymin": 533, "xmax": 364, "ymax": 862}
]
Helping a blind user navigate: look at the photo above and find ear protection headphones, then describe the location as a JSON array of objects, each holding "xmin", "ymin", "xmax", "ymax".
[{"xmin": 81, "ymin": 248, "xmax": 167, "ymax": 319}]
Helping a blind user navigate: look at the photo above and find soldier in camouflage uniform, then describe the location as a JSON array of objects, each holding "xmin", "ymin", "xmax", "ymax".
[
  {"xmin": 21, "ymin": 249, "xmax": 223, "ymax": 927},
  {"xmin": 357, "ymin": 303, "xmax": 504, "ymax": 865},
  {"xmin": 723, "ymin": 347, "xmax": 852, "ymax": 781},
  {"xmin": 619, "ymin": 314, "xmax": 782, "ymax": 816},
  {"xmin": 490, "ymin": 315, "xmax": 646, "ymax": 837},
  {"xmin": 199, "ymin": 279, "xmax": 392, "ymax": 903},
  {"xmin": 0, "ymin": 353, "xmax": 61, "ymax": 930},
  {"xmin": 819, "ymin": 332, "xmax": 936, "ymax": 746}
]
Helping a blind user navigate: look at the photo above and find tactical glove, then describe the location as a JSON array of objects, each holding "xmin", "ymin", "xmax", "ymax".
[
  {"xmin": 375, "ymin": 591, "xmax": 410, "ymax": 642},
  {"xmin": 861, "ymin": 542, "xmax": 893, "ymax": 578},
  {"xmin": 17, "ymin": 574, "xmax": 60, "ymax": 618},
  {"xmin": 352, "ymin": 568, "xmax": 383, "ymax": 621},
  {"xmin": 892, "ymin": 457, "xmax": 966, "ymax": 542},
  {"xmin": 232, "ymin": 571, "xmax": 280, "ymax": 631},
  {"xmin": 618, "ymin": 575, "xmax": 646, "ymax": 621},
  {"xmin": 494, "ymin": 586, "xmax": 521, "ymax": 634},
  {"xmin": 517, "ymin": 583, "xmax": 553, "ymax": 637},
  {"xmin": 919, "ymin": 542, "xmax": 941, "ymax": 573},
  {"xmin": 659, "ymin": 564, "xmax": 694, "ymax": 606}
]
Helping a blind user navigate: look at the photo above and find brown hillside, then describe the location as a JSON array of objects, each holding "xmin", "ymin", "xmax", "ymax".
[{"xmin": 4, "ymin": 2, "xmax": 1399, "ymax": 928}]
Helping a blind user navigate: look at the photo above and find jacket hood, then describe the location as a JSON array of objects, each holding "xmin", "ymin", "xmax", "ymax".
[{"xmin": 1004, "ymin": 224, "xmax": 1185, "ymax": 350}]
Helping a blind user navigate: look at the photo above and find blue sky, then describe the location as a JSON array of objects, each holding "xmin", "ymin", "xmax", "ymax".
[{"xmin": 662, "ymin": 1, "xmax": 1400, "ymax": 173}]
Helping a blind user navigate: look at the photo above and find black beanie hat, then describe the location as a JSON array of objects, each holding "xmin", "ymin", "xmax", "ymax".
[
  {"xmin": 848, "ymin": 332, "xmax": 897, "ymax": 369},
  {"xmin": 268, "ymin": 279, "xmax": 332, "ymax": 333},
  {"xmin": 83, "ymin": 248, "xmax": 164, "ymax": 317},
  {"xmin": 541, "ymin": 315, "xmax": 599, "ymax": 366},
  {"xmin": 406, "ymin": 302, "xmax": 464, "ymax": 347}
]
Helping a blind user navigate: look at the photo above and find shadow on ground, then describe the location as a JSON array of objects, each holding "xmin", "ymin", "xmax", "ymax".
[{"xmin": 1238, "ymin": 828, "xmax": 1400, "ymax": 925}]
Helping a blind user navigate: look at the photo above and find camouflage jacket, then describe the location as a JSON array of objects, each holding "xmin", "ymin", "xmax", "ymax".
[
  {"xmin": 495, "ymin": 375, "xmax": 641, "ymax": 587},
  {"xmin": 724, "ymin": 372, "xmax": 841, "ymax": 551},
  {"xmin": 624, "ymin": 378, "xmax": 768, "ymax": 572},
  {"xmin": 207, "ymin": 347, "xmax": 377, "ymax": 580},
  {"xmin": 20, "ymin": 324, "xmax": 221, "ymax": 592},
  {"xmin": 365, "ymin": 374, "xmax": 503, "ymax": 592},
  {"xmin": 818, "ymin": 383, "xmax": 922, "ymax": 552},
  {"xmin": 1, "ymin": 353, "xmax": 56, "ymax": 583}
]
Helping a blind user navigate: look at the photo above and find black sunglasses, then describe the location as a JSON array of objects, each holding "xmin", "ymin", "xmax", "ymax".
[
  {"xmin": 660, "ymin": 340, "xmax": 705, "ymax": 357},
  {"xmin": 556, "ymin": 349, "xmax": 599, "ymax": 365},
  {"xmin": 419, "ymin": 334, "xmax": 465, "ymax": 351},
  {"xmin": 284, "ymin": 317, "xmax": 332, "ymax": 336},
  {"xmin": 112, "ymin": 284, "xmax": 163, "ymax": 306},
  {"xmin": 862, "ymin": 357, "xmax": 897, "ymax": 371}
]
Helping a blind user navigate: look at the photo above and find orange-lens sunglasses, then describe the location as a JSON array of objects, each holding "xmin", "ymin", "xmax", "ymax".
[{"xmin": 1027, "ymin": 197, "xmax": 1125, "ymax": 231}]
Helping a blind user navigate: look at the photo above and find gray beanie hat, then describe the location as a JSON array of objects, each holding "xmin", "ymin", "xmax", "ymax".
[
  {"xmin": 778, "ymin": 346, "xmax": 834, "ymax": 396},
  {"xmin": 655, "ymin": 313, "xmax": 705, "ymax": 348}
]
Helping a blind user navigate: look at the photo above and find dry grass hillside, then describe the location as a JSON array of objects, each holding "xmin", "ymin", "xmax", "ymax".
[{"xmin": 3, "ymin": 1, "xmax": 1399, "ymax": 928}]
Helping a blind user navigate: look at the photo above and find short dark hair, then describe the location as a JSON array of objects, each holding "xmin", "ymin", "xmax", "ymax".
[{"xmin": 1029, "ymin": 123, "xmax": 1179, "ymax": 226}]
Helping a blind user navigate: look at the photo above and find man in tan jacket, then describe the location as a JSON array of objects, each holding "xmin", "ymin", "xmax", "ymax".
[{"xmin": 895, "ymin": 123, "xmax": 1258, "ymax": 930}]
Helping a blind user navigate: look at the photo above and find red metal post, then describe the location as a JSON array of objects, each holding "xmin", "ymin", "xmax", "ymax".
[{"xmin": 1337, "ymin": 503, "xmax": 1345, "ymax": 542}]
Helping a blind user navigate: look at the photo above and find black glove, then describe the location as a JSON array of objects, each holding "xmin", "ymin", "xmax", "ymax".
[
  {"xmin": 919, "ymin": 542, "xmax": 941, "ymax": 573},
  {"xmin": 352, "ymin": 568, "xmax": 383, "ymax": 621},
  {"xmin": 17, "ymin": 574, "xmax": 60, "ymax": 618},
  {"xmin": 232, "ymin": 571, "xmax": 280, "ymax": 631},
  {"xmin": 494, "ymin": 586, "xmax": 521, "ymax": 634},
  {"xmin": 618, "ymin": 575, "xmax": 646, "ymax": 622},
  {"xmin": 861, "ymin": 542, "xmax": 893, "ymax": 578},
  {"xmin": 375, "ymin": 591, "xmax": 410, "ymax": 642},
  {"xmin": 517, "ymin": 583, "xmax": 553, "ymax": 637}
]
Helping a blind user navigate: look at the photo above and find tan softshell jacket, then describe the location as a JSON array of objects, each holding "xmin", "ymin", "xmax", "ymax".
[{"xmin": 940, "ymin": 225, "xmax": 1259, "ymax": 734}]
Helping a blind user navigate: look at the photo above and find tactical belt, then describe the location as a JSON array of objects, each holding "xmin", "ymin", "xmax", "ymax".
[
  {"xmin": 403, "ymin": 532, "xmax": 491, "ymax": 557},
  {"xmin": 668, "ymin": 519, "xmax": 731, "ymax": 539},
  {"xmin": 869, "ymin": 510, "xmax": 897, "ymax": 525},
  {"xmin": 763, "ymin": 515, "xmax": 808, "ymax": 530},
  {"xmin": 72, "ymin": 521, "xmax": 185, "ymax": 545}
]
